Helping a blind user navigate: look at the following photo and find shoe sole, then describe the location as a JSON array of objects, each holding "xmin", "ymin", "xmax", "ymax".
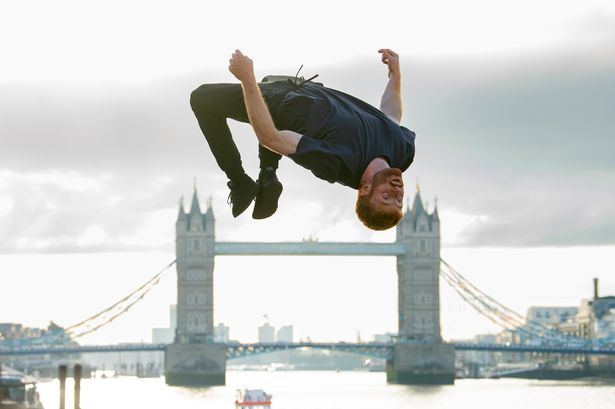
[{"xmin": 252, "ymin": 181, "xmax": 283, "ymax": 220}]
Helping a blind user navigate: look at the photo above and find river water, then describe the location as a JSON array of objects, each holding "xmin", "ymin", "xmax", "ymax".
[{"xmin": 36, "ymin": 371, "xmax": 614, "ymax": 409}]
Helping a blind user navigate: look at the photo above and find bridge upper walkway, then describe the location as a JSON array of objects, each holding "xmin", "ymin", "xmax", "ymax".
[{"xmin": 214, "ymin": 242, "xmax": 406, "ymax": 256}]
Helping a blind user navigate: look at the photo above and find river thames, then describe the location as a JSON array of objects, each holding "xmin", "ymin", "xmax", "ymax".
[{"xmin": 36, "ymin": 371, "xmax": 614, "ymax": 409}]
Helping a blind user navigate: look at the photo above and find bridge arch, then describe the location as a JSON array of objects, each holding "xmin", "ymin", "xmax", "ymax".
[{"xmin": 226, "ymin": 342, "xmax": 393, "ymax": 360}]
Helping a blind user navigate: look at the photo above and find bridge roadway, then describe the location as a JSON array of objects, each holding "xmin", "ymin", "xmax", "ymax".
[
  {"xmin": 2, "ymin": 342, "xmax": 615, "ymax": 358},
  {"xmin": 214, "ymin": 242, "xmax": 407, "ymax": 256}
]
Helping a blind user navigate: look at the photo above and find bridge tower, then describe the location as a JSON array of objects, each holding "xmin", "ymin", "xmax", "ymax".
[
  {"xmin": 165, "ymin": 188, "xmax": 226, "ymax": 386},
  {"xmin": 389, "ymin": 187, "xmax": 455, "ymax": 384}
]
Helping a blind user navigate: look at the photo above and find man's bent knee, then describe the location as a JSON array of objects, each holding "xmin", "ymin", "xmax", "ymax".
[{"xmin": 190, "ymin": 84, "xmax": 215, "ymax": 114}]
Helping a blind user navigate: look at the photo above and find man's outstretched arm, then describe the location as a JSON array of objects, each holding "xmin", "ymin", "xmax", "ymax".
[
  {"xmin": 228, "ymin": 50, "xmax": 302, "ymax": 156},
  {"xmin": 378, "ymin": 49, "xmax": 403, "ymax": 125}
]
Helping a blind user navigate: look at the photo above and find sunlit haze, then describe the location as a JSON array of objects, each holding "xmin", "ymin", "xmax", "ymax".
[{"xmin": 1, "ymin": 0, "xmax": 614, "ymax": 346}]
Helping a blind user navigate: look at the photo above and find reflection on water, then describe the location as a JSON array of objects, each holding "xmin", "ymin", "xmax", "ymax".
[{"xmin": 36, "ymin": 371, "xmax": 614, "ymax": 409}]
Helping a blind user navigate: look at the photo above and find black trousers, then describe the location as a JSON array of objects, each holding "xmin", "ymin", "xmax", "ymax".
[{"xmin": 190, "ymin": 82, "xmax": 293, "ymax": 183}]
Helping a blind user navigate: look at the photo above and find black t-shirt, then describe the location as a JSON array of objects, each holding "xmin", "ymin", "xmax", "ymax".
[{"xmin": 275, "ymin": 84, "xmax": 416, "ymax": 189}]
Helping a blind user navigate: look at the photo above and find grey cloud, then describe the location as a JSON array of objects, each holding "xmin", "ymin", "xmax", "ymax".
[
  {"xmin": 0, "ymin": 172, "xmax": 181, "ymax": 253},
  {"xmin": 450, "ymin": 173, "xmax": 615, "ymax": 246},
  {"xmin": 1, "ymin": 38, "xmax": 614, "ymax": 251},
  {"xmin": 1, "ymin": 79, "xmax": 207, "ymax": 172},
  {"xmin": 404, "ymin": 42, "xmax": 615, "ymax": 246},
  {"xmin": 427, "ymin": 62, "xmax": 615, "ymax": 172}
]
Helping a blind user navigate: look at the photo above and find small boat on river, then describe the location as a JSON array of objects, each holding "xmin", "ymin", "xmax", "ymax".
[
  {"xmin": 0, "ymin": 365, "xmax": 44, "ymax": 408},
  {"xmin": 235, "ymin": 389, "xmax": 272, "ymax": 408}
]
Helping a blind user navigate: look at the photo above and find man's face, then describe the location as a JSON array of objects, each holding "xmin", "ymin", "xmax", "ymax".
[{"xmin": 368, "ymin": 168, "xmax": 404, "ymax": 211}]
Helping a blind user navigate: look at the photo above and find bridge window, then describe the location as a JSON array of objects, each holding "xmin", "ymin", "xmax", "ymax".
[
  {"xmin": 416, "ymin": 269, "xmax": 431, "ymax": 282},
  {"xmin": 418, "ymin": 294, "xmax": 433, "ymax": 305},
  {"xmin": 188, "ymin": 270, "xmax": 203, "ymax": 280}
]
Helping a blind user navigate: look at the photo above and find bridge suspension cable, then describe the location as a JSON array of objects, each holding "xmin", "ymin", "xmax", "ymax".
[
  {"xmin": 63, "ymin": 260, "xmax": 176, "ymax": 339},
  {"xmin": 439, "ymin": 259, "xmax": 586, "ymax": 345}
]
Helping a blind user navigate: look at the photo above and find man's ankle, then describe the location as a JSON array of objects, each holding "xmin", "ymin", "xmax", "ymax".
[
  {"xmin": 229, "ymin": 172, "xmax": 248, "ymax": 186},
  {"xmin": 259, "ymin": 166, "xmax": 276, "ymax": 175},
  {"xmin": 258, "ymin": 167, "xmax": 277, "ymax": 182}
]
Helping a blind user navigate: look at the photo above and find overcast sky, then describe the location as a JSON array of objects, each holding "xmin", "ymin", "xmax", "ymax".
[{"xmin": 1, "ymin": 0, "xmax": 614, "ymax": 343}]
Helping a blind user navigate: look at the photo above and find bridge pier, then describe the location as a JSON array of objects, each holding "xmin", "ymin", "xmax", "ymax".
[
  {"xmin": 386, "ymin": 343, "xmax": 455, "ymax": 384},
  {"xmin": 165, "ymin": 343, "xmax": 226, "ymax": 386}
]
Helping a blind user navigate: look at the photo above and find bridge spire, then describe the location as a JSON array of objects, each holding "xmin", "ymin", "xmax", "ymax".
[
  {"xmin": 411, "ymin": 187, "xmax": 425, "ymax": 215},
  {"xmin": 205, "ymin": 195, "xmax": 215, "ymax": 222},
  {"xmin": 190, "ymin": 187, "xmax": 202, "ymax": 215},
  {"xmin": 433, "ymin": 197, "xmax": 440, "ymax": 222},
  {"xmin": 177, "ymin": 196, "xmax": 187, "ymax": 224}
]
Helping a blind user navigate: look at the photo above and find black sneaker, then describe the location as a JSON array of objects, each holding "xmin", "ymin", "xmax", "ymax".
[
  {"xmin": 227, "ymin": 174, "xmax": 259, "ymax": 218},
  {"xmin": 252, "ymin": 173, "xmax": 283, "ymax": 220}
]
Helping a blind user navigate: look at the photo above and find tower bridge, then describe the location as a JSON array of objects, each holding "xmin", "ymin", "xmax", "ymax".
[
  {"xmin": 166, "ymin": 187, "xmax": 454, "ymax": 386},
  {"xmin": 3, "ymin": 186, "xmax": 613, "ymax": 382}
]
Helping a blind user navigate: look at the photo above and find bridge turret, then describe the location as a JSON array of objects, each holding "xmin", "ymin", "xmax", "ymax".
[
  {"xmin": 176, "ymin": 197, "xmax": 188, "ymax": 229},
  {"xmin": 176, "ymin": 197, "xmax": 188, "ymax": 261},
  {"xmin": 396, "ymin": 202, "xmax": 412, "ymax": 241},
  {"xmin": 167, "ymin": 186, "xmax": 225, "ymax": 386},
  {"xmin": 432, "ymin": 198, "xmax": 440, "ymax": 226},
  {"xmin": 396, "ymin": 186, "xmax": 442, "ymax": 343},
  {"xmin": 431, "ymin": 198, "xmax": 441, "ymax": 257},
  {"xmin": 204, "ymin": 196, "xmax": 215, "ymax": 239},
  {"xmin": 174, "ymin": 186, "xmax": 215, "ymax": 345},
  {"xmin": 411, "ymin": 185, "xmax": 425, "ymax": 216},
  {"xmin": 390, "ymin": 186, "xmax": 454, "ymax": 385},
  {"xmin": 188, "ymin": 189, "xmax": 204, "ymax": 232}
]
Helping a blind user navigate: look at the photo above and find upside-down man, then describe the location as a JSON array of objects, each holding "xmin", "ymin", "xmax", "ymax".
[{"xmin": 190, "ymin": 48, "xmax": 415, "ymax": 230}]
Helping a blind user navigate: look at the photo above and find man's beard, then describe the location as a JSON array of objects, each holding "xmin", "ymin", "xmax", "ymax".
[{"xmin": 372, "ymin": 167, "xmax": 403, "ymax": 188}]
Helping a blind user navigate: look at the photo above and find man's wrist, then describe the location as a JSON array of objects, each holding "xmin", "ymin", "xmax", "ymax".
[
  {"xmin": 240, "ymin": 74, "xmax": 258, "ymax": 89},
  {"xmin": 388, "ymin": 69, "xmax": 401, "ymax": 79}
]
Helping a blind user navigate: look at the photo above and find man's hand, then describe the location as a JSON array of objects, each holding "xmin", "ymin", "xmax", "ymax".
[
  {"xmin": 378, "ymin": 49, "xmax": 402, "ymax": 124},
  {"xmin": 228, "ymin": 49, "xmax": 257, "ymax": 84},
  {"xmin": 378, "ymin": 49, "xmax": 400, "ymax": 78},
  {"xmin": 229, "ymin": 49, "xmax": 302, "ymax": 156}
]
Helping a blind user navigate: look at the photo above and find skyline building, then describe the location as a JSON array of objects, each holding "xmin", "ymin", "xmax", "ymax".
[
  {"xmin": 276, "ymin": 325, "xmax": 294, "ymax": 343},
  {"xmin": 152, "ymin": 305, "xmax": 177, "ymax": 344},
  {"xmin": 214, "ymin": 323, "xmax": 230, "ymax": 343},
  {"xmin": 373, "ymin": 332, "xmax": 396, "ymax": 343},
  {"xmin": 526, "ymin": 306, "xmax": 578, "ymax": 326},
  {"xmin": 258, "ymin": 322, "xmax": 275, "ymax": 343}
]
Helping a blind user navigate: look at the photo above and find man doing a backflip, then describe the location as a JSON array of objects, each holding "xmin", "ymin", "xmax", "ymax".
[{"xmin": 190, "ymin": 49, "xmax": 415, "ymax": 231}]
